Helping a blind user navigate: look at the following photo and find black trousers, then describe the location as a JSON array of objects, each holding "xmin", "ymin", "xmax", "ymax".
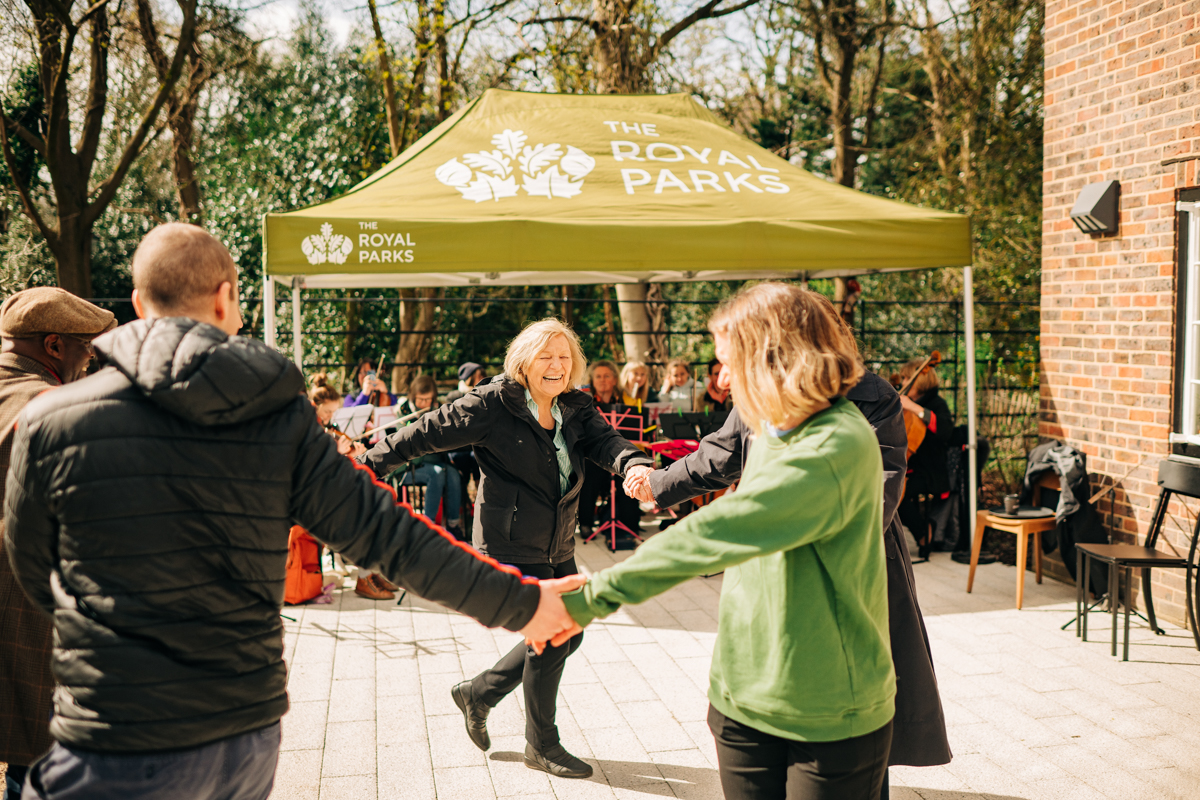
[
  {"xmin": 471, "ymin": 557, "xmax": 584, "ymax": 750},
  {"xmin": 707, "ymin": 706, "xmax": 892, "ymax": 800}
]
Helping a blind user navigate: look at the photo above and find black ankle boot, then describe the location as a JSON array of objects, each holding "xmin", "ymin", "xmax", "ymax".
[
  {"xmin": 524, "ymin": 743, "xmax": 593, "ymax": 779},
  {"xmin": 451, "ymin": 681, "xmax": 491, "ymax": 751}
]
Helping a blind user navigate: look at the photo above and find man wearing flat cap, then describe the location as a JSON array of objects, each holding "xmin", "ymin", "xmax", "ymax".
[{"xmin": 0, "ymin": 287, "xmax": 115, "ymax": 798}]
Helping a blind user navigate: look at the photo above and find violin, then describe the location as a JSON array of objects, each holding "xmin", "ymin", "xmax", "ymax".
[{"xmin": 898, "ymin": 351, "xmax": 941, "ymax": 461}]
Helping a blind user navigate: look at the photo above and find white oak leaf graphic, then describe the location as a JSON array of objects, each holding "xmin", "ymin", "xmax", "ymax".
[
  {"xmin": 463, "ymin": 150, "xmax": 512, "ymax": 178},
  {"xmin": 435, "ymin": 158, "xmax": 472, "ymax": 187},
  {"xmin": 547, "ymin": 167, "xmax": 584, "ymax": 198},
  {"xmin": 522, "ymin": 169, "xmax": 554, "ymax": 199},
  {"xmin": 519, "ymin": 142, "xmax": 563, "ymax": 178},
  {"xmin": 301, "ymin": 236, "xmax": 326, "ymax": 265},
  {"xmin": 492, "ymin": 129, "xmax": 528, "ymax": 158},
  {"xmin": 559, "ymin": 146, "xmax": 596, "ymax": 180},
  {"xmin": 461, "ymin": 175, "xmax": 519, "ymax": 203},
  {"xmin": 327, "ymin": 233, "xmax": 353, "ymax": 264}
]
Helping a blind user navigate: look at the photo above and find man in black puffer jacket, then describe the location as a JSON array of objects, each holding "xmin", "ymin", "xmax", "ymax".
[{"xmin": 4, "ymin": 224, "xmax": 578, "ymax": 800}]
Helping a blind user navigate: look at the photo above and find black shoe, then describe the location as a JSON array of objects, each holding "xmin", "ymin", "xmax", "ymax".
[
  {"xmin": 451, "ymin": 681, "xmax": 491, "ymax": 751},
  {"xmin": 524, "ymin": 743, "xmax": 593, "ymax": 779}
]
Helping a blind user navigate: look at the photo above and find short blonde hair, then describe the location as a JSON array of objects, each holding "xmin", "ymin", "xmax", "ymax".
[
  {"xmin": 620, "ymin": 361, "xmax": 651, "ymax": 403},
  {"xmin": 504, "ymin": 318, "xmax": 587, "ymax": 388},
  {"xmin": 898, "ymin": 357, "xmax": 939, "ymax": 396},
  {"xmin": 709, "ymin": 283, "xmax": 863, "ymax": 434}
]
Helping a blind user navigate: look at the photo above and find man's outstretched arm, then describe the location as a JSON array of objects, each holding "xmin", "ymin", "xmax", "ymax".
[{"xmin": 291, "ymin": 406, "xmax": 568, "ymax": 638}]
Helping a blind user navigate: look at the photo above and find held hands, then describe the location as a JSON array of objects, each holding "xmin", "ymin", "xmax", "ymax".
[
  {"xmin": 521, "ymin": 574, "xmax": 587, "ymax": 654},
  {"xmin": 623, "ymin": 465, "xmax": 655, "ymax": 504}
]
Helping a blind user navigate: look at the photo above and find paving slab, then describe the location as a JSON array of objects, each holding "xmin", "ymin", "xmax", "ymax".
[{"xmin": 271, "ymin": 543, "xmax": 1200, "ymax": 799}]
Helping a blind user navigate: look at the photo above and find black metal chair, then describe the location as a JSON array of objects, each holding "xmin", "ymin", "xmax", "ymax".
[{"xmin": 1076, "ymin": 458, "xmax": 1200, "ymax": 661}]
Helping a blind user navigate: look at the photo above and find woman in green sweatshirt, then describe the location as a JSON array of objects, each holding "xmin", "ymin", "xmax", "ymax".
[{"xmin": 559, "ymin": 283, "xmax": 895, "ymax": 799}]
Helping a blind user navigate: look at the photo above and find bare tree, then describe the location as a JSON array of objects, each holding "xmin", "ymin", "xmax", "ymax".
[
  {"xmin": 135, "ymin": 0, "xmax": 252, "ymax": 223},
  {"xmin": 0, "ymin": 0, "xmax": 199, "ymax": 296}
]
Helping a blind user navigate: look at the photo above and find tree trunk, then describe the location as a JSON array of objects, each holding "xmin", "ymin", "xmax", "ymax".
[
  {"xmin": 170, "ymin": 99, "xmax": 202, "ymax": 222},
  {"xmin": 601, "ymin": 285, "xmax": 624, "ymax": 361},
  {"xmin": 828, "ymin": 0, "xmax": 859, "ymax": 188},
  {"xmin": 53, "ymin": 214, "xmax": 93, "ymax": 297},
  {"xmin": 591, "ymin": 0, "xmax": 640, "ymax": 92},
  {"xmin": 615, "ymin": 283, "xmax": 654, "ymax": 364},
  {"xmin": 343, "ymin": 298, "xmax": 360, "ymax": 378},
  {"xmin": 392, "ymin": 287, "xmax": 439, "ymax": 393},
  {"xmin": 433, "ymin": 0, "xmax": 451, "ymax": 121},
  {"xmin": 367, "ymin": 0, "xmax": 403, "ymax": 158}
]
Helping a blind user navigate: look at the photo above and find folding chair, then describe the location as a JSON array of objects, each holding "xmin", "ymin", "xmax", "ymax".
[{"xmin": 1076, "ymin": 458, "xmax": 1200, "ymax": 661}]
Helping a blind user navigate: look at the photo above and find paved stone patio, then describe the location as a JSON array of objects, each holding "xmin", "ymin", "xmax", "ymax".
[{"xmin": 271, "ymin": 540, "xmax": 1200, "ymax": 800}]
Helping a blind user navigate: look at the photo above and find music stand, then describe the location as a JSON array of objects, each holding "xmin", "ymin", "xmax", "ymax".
[{"xmin": 585, "ymin": 407, "xmax": 648, "ymax": 551}]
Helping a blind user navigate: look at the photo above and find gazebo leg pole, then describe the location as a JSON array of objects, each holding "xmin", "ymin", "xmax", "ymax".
[
  {"xmin": 264, "ymin": 275, "xmax": 276, "ymax": 349},
  {"xmin": 964, "ymin": 265, "xmax": 978, "ymax": 528},
  {"xmin": 292, "ymin": 278, "xmax": 303, "ymax": 372}
]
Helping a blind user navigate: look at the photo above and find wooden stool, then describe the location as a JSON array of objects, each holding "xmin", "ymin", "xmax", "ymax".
[{"xmin": 966, "ymin": 473, "xmax": 1059, "ymax": 609}]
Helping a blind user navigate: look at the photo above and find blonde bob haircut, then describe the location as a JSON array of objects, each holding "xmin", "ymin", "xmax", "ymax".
[
  {"xmin": 503, "ymin": 318, "xmax": 588, "ymax": 389},
  {"xmin": 709, "ymin": 282, "xmax": 863, "ymax": 434}
]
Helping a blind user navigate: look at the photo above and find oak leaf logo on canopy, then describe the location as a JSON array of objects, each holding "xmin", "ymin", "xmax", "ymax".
[
  {"xmin": 301, "ymin": 223, "xmax": 353, "ymax": 265},
  {"xmin": 436, "ymin": 129, "xmax": 596, "ymax": 202}
]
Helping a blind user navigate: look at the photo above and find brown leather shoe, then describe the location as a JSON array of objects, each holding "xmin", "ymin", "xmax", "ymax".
[
  {"xmin": 355, "ymin": 576, "xmax": 394, "ymax": 600},
  {"xmin": 373, "ymin": 574, "xmax": 399, "ymax": 592}
]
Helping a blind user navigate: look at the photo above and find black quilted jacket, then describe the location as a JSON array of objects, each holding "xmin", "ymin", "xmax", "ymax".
[
  {"xmin": 360, "ymin": 376, "xmax": 652, "ymax": 565},
  {"xmin": 3, "ymin": 318, "xmax": 539, "ymax": 754}
]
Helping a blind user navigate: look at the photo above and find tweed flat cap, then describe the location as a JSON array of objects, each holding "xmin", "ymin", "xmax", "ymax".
[{"xmin": 0, "ymin": 287, "xmax": 118, "ymax": 338}]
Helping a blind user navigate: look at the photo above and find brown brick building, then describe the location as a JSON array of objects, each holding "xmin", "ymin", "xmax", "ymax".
[{"xmin": 1041, "ymin": 0, "xmax": 1200, "ymax": 624}]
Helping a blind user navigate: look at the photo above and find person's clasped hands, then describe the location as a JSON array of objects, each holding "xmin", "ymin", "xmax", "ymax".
[
  {"xmin": 520, "ymin": 574, "xmax": 587, "ymax": 654},
  {"xmin": 623, "ymin": 464, "xmax": 655, "ymax": 504}
]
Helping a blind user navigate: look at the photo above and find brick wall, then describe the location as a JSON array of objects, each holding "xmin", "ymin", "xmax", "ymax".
[{"xmin": 1042, "ymin": 0, "xmax": 1200, "ymax": 626}]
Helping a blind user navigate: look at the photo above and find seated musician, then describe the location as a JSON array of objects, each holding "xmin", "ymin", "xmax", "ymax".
[
  {"xmin": 619, "ymin": 361, "xmax": 658, "ymax": 405},
  {"xmin": 700, "ymin": 358, "xmax": 733, "ymax": 411},
  {"xmin": 394, "ymin": 375, "xmax": 465, "ymax": 541},
  {"xmin": 659, "ymin": 358, "xmax": 702, "ymax": 412},
  {"xmin": 306, "ymin": 374, "xmax": 395, "ymax": 600},
  {"xmin": 895, "ymin": 358, "xmax": 953, "ymax": 560},
  {"xmin": 344, "ymin": 358, "xmax": 397, "ymax": 407},
  {"xmin": 579, "ymin": 361, "xmax": 641, "ymax": 539}
]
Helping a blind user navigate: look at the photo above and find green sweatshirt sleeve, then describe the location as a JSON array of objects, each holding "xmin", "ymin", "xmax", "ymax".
[{"xmin": 563, "ymin": 437, "xmax": 846, "ymax": 628}]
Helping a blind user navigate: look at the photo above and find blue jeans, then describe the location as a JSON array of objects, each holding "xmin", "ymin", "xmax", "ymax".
[
  {"xmin": 400, "ymin": 463, "xmax": 462, "ymax": 523},
  {"xmin": 21, "ymin": 723, "xmax": 280, "ymax": 800}
]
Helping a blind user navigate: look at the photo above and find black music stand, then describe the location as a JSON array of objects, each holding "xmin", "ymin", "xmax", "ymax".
[{"xmin": 585, "ymin": 407, "xmax": 647, "ymax": 551}]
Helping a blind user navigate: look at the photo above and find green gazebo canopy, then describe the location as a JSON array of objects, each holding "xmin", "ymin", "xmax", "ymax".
[{"xmin": 262, "ymin": 89, "xmax": 971, "ymax": 288}]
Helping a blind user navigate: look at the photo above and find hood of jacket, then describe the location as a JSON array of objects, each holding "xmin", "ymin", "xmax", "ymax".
[{"xmin": 95, "ymin": 317, "xmax": 305, "ymax": 426}]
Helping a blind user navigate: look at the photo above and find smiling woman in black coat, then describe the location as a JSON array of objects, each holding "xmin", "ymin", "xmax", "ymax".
[{"xmin": 359, "ymin": 319, "xmax": 652, "ymax": 779}]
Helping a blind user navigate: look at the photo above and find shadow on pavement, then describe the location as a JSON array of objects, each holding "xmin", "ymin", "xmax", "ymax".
[{"xmin": 489, "ymin": 751, "xmax": 716, "ymax": 797}]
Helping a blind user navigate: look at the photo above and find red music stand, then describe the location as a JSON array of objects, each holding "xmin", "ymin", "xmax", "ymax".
[{"xmin": 585, "ymin": 407, "xmax": 648, "ymax": 551}]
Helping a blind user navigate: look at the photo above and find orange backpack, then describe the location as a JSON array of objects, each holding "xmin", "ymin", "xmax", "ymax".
[{"xmin": 285, "ymin": 526, "xmax": 325, "ymax": 605}]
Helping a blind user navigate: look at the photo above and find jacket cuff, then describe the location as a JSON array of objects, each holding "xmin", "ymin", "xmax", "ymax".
[
  {"xmin": 562, "ymin": 589, "xmax": 599, "ymax": 629},
  {"xmin": 501, "ymin": 581, "xmax": 543, "ymax": 631}
]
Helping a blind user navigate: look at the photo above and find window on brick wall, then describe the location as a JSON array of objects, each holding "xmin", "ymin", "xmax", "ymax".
[{"xmin": 1173, "ymin": 188, "xmax": 1200, "ymax": 452}]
